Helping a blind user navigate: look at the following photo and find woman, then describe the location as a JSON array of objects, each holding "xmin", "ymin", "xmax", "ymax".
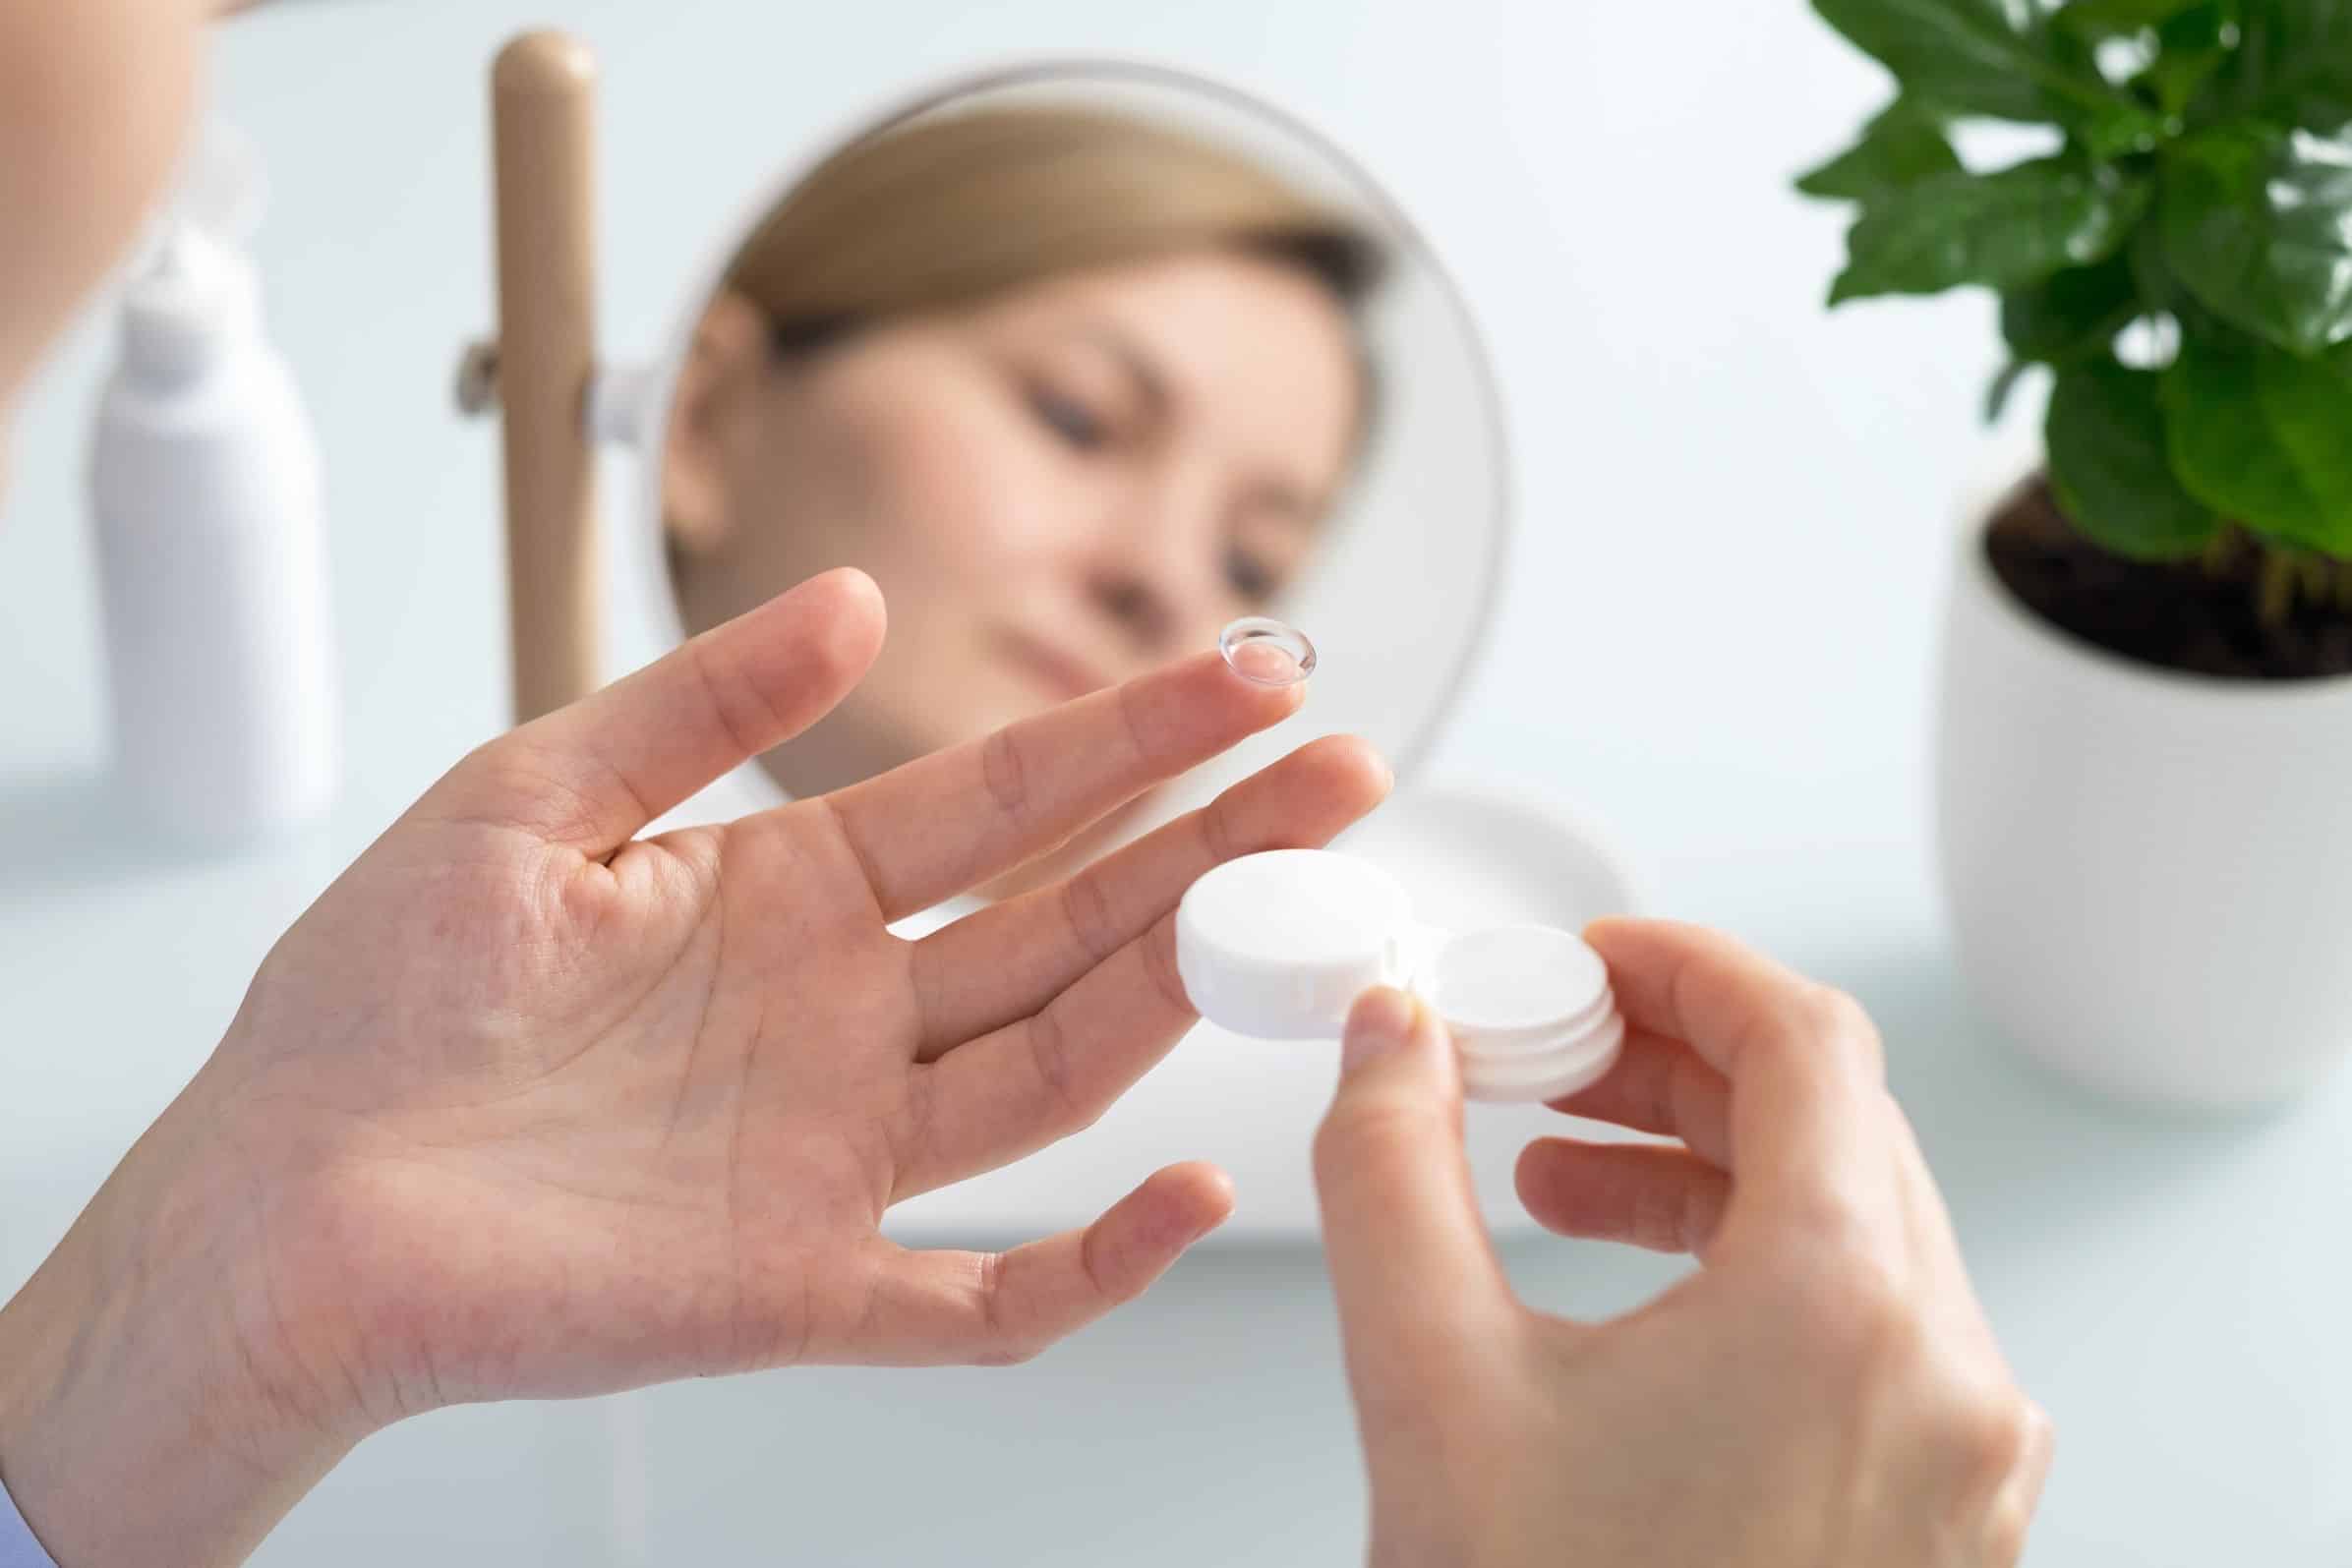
[
  {"xmin": 660, "ymin": 104, "xmax": 1381, "ymax": 878},
  {"xmin": 0, "ymin": 5, "xmax": 2049, "ymax": 1565}
]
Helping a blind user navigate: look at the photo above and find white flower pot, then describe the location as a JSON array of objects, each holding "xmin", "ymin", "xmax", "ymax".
[{"xmin": 1936, "ymin": 506, "xmax": 2352, "ymax": 1110}]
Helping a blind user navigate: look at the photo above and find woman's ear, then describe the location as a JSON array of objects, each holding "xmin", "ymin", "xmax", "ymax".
[{"xmin": 660, "ymin": 288, "xmax": 770, "ymax": 554}]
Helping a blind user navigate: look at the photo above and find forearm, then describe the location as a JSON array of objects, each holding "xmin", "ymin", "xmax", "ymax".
[{"xmin": 0, "ymin": 1087, "xmax": 353, "ymax": 1567}]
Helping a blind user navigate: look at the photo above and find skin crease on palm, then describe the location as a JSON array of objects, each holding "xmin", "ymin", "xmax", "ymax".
[{"xmin": 0, "ymin": 2, "xmax": 2052, "ymax": 1565}]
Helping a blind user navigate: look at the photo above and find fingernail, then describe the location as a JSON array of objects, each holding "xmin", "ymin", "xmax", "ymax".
[{"xmin": 1342, "ymin": 988, "xmax": 1419, "ymax": 1074}]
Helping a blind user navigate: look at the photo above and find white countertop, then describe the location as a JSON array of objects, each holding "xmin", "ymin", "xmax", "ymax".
[{"xmin": 4, "ymin": 1, "xmax": 2346, "ymax": 1562}]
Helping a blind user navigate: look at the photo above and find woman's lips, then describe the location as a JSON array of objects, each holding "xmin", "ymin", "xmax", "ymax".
[{"xmin": 994, "ymin": 629, "xmax": 1114, "ymax": 703}]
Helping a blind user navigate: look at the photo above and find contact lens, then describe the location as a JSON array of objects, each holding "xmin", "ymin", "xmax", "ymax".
[{"xmin": 1219, "ymin": 616, "xmax": 1317, "ymax": 687}]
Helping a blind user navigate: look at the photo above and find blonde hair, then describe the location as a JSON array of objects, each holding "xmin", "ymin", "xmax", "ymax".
[{"xmin": 724, "ymin": 101, "xmax": 1386, "ymax": 350}]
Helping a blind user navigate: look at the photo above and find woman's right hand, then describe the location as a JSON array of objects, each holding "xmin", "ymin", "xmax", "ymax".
[{"xmin": 1313, "ymin": 919, "xmax": 2052, "ymax": 1567}]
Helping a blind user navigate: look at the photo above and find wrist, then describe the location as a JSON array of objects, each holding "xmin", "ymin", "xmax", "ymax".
[{"xmin": 0, "ymin": 1073, "xmax": 362, "ymax": 1565}]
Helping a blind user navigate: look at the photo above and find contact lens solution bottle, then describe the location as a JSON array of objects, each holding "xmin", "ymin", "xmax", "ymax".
[{"xmin": 88, "ymin": 124, "xmax": 338, "ymax": 847}]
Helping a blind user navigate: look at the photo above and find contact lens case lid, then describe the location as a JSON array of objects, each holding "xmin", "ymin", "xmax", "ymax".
[{"xmin": 1176, "ymin": 847, "xmax": 1627, "ymax": 1104}]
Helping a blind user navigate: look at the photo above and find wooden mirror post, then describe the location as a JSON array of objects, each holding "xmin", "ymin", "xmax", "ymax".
[{"xmin": 490, "ymin": 31, "xmax": 602, "ymax": 725}]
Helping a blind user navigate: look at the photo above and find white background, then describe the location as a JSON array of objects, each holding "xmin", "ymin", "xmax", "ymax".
[{"xmin": 4, "ymin": 1, "xmax": 2349, "ymax": 1563}]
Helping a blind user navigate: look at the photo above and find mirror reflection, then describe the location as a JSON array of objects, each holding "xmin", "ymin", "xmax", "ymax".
[{"xmin": 655, "ymin": 72, "xmax": 1505, "ymax": 888}]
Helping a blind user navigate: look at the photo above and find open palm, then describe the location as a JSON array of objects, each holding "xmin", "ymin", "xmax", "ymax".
[{"xmin": 198, "ymin": 570, "xmax": 1386, "ymax": 1430}]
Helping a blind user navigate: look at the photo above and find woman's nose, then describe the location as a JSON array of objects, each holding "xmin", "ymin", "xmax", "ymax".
[
  {"xmin": 1084, "ymin": 475, "xmax": 1222, "ymax": 653},
  {"xmin": 1088, "ymin": 573, "xmax": 1176, "ymax": 647}
]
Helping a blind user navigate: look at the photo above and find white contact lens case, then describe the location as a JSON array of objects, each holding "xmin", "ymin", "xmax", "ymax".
[{"xmin": 1176, "ymin": 848, "xmax": 1625, "ymax": 1103}]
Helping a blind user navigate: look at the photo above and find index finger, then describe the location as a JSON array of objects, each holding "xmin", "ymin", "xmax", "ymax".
[
  {"xmin": 425, "ymin": 568, "xmax": 884, "ymax": 858},
  {"xmin": 828, "ymin": 652, "xmax": 1303, "ymax": 922},
  {"xmin": 1581, "ymin": 918, "xmax": 1890, "ymax": 1216}
]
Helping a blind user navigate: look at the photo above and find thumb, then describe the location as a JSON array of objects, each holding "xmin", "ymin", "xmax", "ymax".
[{"xmin": 1314, "ymin": 989, "xmax": 1515, "ymax": 1390}]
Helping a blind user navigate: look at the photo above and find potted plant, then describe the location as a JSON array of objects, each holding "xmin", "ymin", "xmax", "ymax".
[{"xmin": 1797, "ymin": 0, "xmax": 2352, "ymax": 1109}]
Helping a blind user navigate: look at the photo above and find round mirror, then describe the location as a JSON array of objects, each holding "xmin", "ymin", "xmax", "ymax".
[{"xmin": 625, "ymin": 61, "xmax": 1509, "ymax": 887}]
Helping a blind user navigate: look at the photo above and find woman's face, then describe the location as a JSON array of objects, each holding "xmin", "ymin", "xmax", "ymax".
[{"xmin": 665, "ymin": 249, "xmax": 1364, "ymax": 802}]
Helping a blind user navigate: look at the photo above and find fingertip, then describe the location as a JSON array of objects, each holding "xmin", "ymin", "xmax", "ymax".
[
  {"xmin": 1511, "ymin": 1137, "xmax": 1573, "ymax": 1233},
  {"xmin": 1300, "ymin": 733, "xmax": 1393, "ymax": 809},
  {"xmin": 806, "ymin": 562, "xmax": 882, "ymax": 609},
  {"xmin": 731, "ymin": 571, "xmax": 886, "ymax": 706},
  {"xmin": 1208, "ymin": 645, "xmax": 1310, "ymax": 716},
  {"xmin": 1133, "ymin": 1161, "xmax": 1235, "ymax": 1250},
  {"xmin": 1340, "ymin": 986, "xmax": 1425, "ymax": 1075},
  {"xmin": 1190, "ymin": 1176, "xmax": 1237, "ymax": 1244},
  {"xmin": 1073, "ymin": 1165, "xmax": 1230, "ymax": 1311},
  {"xmin": 1186, "ymin": 1159, "xmax": 1238, "ymax": 1216},
  {"xmin": 1165, "ymin": 1158, "xmax": 1237, "ymax": 1224},
  {"xmin": 1585, "ymin": 917, "xmax": 1763, "ymax": 970},
  {"xmin": 1579, "ymin": 918, "xmax": 1718, "ymax": 1016},
  {"xmin": 1580, "ymin": 914, "xmax": 1657, "ymax": 957},
  {"xmin": 797, "ymin": 565, "xmax": 888, "ymax": 657}
]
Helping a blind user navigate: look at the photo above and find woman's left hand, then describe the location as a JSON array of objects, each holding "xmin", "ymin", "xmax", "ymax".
[{"xmin": 0, "ymin": 568, "xmax": 1388, "ymax": 1566}]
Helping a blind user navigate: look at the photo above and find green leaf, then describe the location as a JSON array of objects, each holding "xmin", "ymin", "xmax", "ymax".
[
  {"xmin": 2310, "ymin": 92, "xmax": 2352, "ymax": 136},
  {"xmin": 2058, "ymin": 0, "xmax": 2205, "ymax": 29},
  {"xmin": 1797, "ymin": 99, "xmax": 1963, "ymax": 202},
  {"xmin": 2163, "ymin": 334, "xmax": 2352, "ymax": 552},
  {"xmin": 1811, "ymin": 0, "xmax": 2160, "ymax": 141},
  {"xmin": 1831, "ymin": 158, "xmax": 2153, "ymax": 302},
  {"xmin": 2038, "ymin": 25, "xmax": 2175, "ymax": 155},
  {"xmin": 2001, "ymin": 254, "xmax": 2144, "ymax": 361},
  {"xmin": 2080, "ymin": 104, "xmax": 2176, "ymax": 158},
  {"xmin": 2144, "ymin": 3, "xmax": 2238, "ymax": 118},
  {"xmin": 2124, "ymin": 215, "xmax": 2236, "ymax": 339},
  {"xmin": 2159, "ymin": 125, "xmax": 2352, "ymax": 356},
  {"xmin": 2039, "ymin": 21, "xmax": 2175, "ymax": 152},
  {"xmin": 2045, "ymin": 359, "xmax": 2221, "ymax": 557},
  {"xmin": 2207, "ymin": 0, "xmax": 2352, "ymax": 127}
]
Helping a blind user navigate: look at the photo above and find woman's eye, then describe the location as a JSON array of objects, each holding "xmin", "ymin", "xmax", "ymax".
[
  {"xmin": 1029, "ymin": 386, "xmax": 1110, "ymax": 451},
  {"xmin": 1225, "ymin": 546, "xmax": 1280, "ymax": 602}
]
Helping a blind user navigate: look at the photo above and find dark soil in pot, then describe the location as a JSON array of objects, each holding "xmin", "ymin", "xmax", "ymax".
[{"xmin": 1986, "ymin": 477, "xmax": 2352, "ymax": 680}]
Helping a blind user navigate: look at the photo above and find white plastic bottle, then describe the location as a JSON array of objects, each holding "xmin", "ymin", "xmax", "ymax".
[{"xmin": 88, "ymin": 222, "xmax": 338, "ymax": 846}]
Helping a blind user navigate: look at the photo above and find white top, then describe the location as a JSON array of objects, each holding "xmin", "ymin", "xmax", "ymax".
[
  {"xmin": 1424, "ymin": 923, "xmax": 1610, "ymax": 1035},
  {"xmin": 1175, "ymin": 849, "xmax": 1412, "ymax": 1041},
  {"xmin": 1176, "ymin": 849, "xmax": 1626, "ymax": 1103}
]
